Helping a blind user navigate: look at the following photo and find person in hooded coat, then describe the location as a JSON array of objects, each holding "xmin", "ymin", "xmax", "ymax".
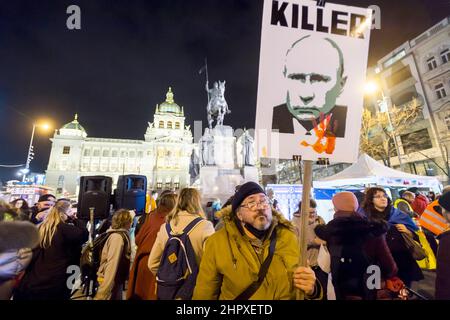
[{"xmin": 315, "ymin": 192, "xmax": 398, "ymax": 300}]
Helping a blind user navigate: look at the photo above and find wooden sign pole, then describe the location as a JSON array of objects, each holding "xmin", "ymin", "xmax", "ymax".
[{"xmin": 296, "ymin": 159, "xmax": 313, "ymax": 300}]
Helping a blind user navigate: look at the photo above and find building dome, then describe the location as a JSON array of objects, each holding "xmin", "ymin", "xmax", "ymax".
[
  {"xmin": 156, "ymin": 87, "xmax": 184, "ymax": 116},
  {"xmin": 59, "ymin": 114, "xmax": 87, "ymax": 137}
]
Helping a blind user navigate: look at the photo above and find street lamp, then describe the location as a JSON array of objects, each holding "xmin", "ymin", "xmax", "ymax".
[
  {"xmin": 22, "ymin": 122, "xmax": 51, "ymax": 182},
  {"xmin": 364, "ymin": 81, "xmax": 404, "ymax": 170}
]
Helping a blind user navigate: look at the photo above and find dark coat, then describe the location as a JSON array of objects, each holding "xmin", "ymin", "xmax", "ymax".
[
  {"xmin": 271, "ymin": 103, "xmax": 347, "ymax": 137},
  {"xmin": 315, "ymin": 214, "xmax": 397, "ymax": 300},
  {"xmin": 127, "ymin": 207, "xmax": 170, "ymax": 300},
  {"xmin": 315, "ymin": 214, "xmax": 397, "ymax": 277},
  {"xmin": 14, "ymin": 219, "xmax": 88, "ymax": 300},
  {"xmin": 436, "ymin": 230, "xmax": 450, "ymax": 299}
]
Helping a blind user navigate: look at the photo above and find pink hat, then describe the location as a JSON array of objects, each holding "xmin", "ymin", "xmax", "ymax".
[{"xmin": 332, "ymin": 192, "xmax": 359, "ymax": 212}]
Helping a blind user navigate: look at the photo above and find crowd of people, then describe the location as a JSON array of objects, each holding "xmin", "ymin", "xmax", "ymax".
[{"xmin": 0, "ymin": 182, "xmax": 449, "ymax": 300}]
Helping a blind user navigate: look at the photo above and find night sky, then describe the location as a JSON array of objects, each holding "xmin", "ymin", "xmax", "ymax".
[{"xmin": 0, "ymin": 0, "xmax": 449, "ymax": 182}]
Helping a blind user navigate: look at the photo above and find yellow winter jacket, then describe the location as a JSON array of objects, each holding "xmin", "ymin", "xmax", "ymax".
[{"xmin": 193, "ymin": 206, "xmax": 320, "ymax": 300}]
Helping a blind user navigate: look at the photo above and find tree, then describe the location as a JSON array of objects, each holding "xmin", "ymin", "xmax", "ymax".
[{"xmin": 360, "ymin": 98, "xmax": 422, "ymax": 167}]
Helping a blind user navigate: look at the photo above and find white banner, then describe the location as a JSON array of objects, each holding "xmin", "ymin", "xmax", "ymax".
[{"xmin": 255, "ymin": 0, "xmax": 372, "ymax": 163}]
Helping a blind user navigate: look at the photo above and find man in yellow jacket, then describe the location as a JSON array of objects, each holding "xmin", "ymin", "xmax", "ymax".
[{"xmin": 193, "ymin": 182, "xmax": 321, "ymax": 300}]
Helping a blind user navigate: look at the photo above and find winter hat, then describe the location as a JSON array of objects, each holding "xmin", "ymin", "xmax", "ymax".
[
  {"xmin": 438, "ymin": 191, "xmax": 450, "ymax": 212},
  {"xmin": 231, "ymin": 182, "xmax": 265, "ymax": 213},
  {"xmin": 38, "ymin": 194, "xmax": 56, "ymax": 202},
  {"xmin": 332, "ymin": 191, "xmax": 359, "ymax": 212}
]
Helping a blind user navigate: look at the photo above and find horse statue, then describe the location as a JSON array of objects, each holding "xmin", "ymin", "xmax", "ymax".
[{"xmin": 206, "ymin": 80, "xmax": 230, "ymax": 128}]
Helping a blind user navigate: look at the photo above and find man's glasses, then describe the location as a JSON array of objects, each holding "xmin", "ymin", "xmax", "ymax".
[{"xmin": 240, "ymin": 197, "xmax": 270, "ymax": 211}]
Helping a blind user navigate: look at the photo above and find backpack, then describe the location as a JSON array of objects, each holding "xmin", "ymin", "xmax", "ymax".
[
  {"xmin": 329, "ymin": 241, "xmax": 374, "ymax": 300},
  {"xmin": 156, "ymin": 217, "xmax": 203, "ymax": 300},
  {"xmin": 79, "ymin": 230, "xmax": 129, "ymax": 296}
]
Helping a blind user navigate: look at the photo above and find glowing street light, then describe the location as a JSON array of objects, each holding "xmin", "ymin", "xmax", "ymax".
[
  {"xmin": 364, "ymin": 81, "xmax": 378, "ymax": 95},
  {"xmin": 22, "ymin": 121, "xmax": 52, "ymax": 182}
]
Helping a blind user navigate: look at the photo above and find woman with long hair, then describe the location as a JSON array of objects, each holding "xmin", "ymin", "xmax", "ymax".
[
  {"xmin": 10, "ymin": 198, "xmax": 31, "ymax": 221},
  {"xmin": 14, "ymin": 200, "xmax": 88, "ymax": 300},
  {"xmin": 127, "ymin": 192, "xmax": 177, "ymax": 300},
  {"xmin": 148, "ymin": 188, "xmax": 215, "ymax": 296},
  {"xmin": 94, "ymin": 209, "xmax": 133, "ymax": 300},
  {"xmin": 360, "ymin": 187, "xmax": 423, "ymax": 287}
]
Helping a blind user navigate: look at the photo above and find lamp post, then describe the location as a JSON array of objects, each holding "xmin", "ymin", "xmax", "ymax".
[
  {"xmin": 365, "ymin": 81, "xmax": 404, "ymax": 170},
  {"xmin": 22, "ymin": 122, "xmax": 50, "ymax": 182}
]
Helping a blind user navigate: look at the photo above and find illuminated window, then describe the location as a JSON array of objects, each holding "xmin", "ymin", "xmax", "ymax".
[
  {"xmin": 165, "ymin": 182, "xmax": 172, "ymax": 189},
  {"xmin": 157, "ymin": 182, "xmax": 162, "ymax": 189},
  {"xmin": 63, "ymin": 146, "xmax": 70, "ymax": 155},
  {"xmin": 175, "ymin": 122, "xmax": 180, "ymax": 129},
  {"xmin": 427, "ymin": 57, "xmax": 437, "ymax": 71},
  {"xmin": 167, "ymin": 121, "xmax": 173, "ymax": 129},
  {"xmin": 435, "ymin": 83, "xmax": 447, "ymax": 99},
  {"xmin": 174, "ymin": 182, "xmax": 180, "ymax": 189},
  {"xmin": 441, "ymin": 49, "xmax": 450, "ymax": 64},
  {"xmin": 159, "ymin": 121, "xmax": 164, "ymax": 128}
]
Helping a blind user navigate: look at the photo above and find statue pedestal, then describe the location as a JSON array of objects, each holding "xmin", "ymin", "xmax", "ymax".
[
  {"xmin": 199, "ymin": 166, "xmax": 243, "ymax": 203},
  {"xmin": 205, "ymin": 125, "xmax": 236, "ymax": 169},
  {"xmin": 199, "ymin": 126, "xmax": 260, "ymax": 203},
  {"xmin": 242, "ymin": 166, "xmax": 259, "ymax": 183}
]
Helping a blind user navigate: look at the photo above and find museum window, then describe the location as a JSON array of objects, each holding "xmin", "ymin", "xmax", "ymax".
[
  {"xmin": 174, "ymin": 182, "xmax": 180, "ymax": 189},
  {"xmin": 165, "ymin": 182, "xmax": 172, "ymax": 189},
  {"xmin": 156, "ymin": 182, "xmax": 162, "ymax": 189},
  {"xmin": 63, "ymin": 146, "xmax": 70, "ymax": 155},
  {"xmin": 167, "ymin": 121, "xmax": 173, "ymax": 129},
  {"xmin": 159, "ymin": 121, "xmax": 164, "ymax": 128},
  {"xmin": 121, "ymin": 151, "xmax": 127, "ymax": 157},
  {"xmin": 175, "ymin": 122, "xmax": 180, "ymax": 129},
  {"xmin": 427, "ymin": 57, "xmax": 437, "ymax": 71},
  {"xmin": 102, "ymin": 149, "xmax": 109, "ymax": 157},
  {"xmin": 112, "ymin": 150, "xmax": 118, "ymax": 157},
  {"xmin": 93, "ymin": 149, "xmax": 100, "ymax": 157},
  {"xmin": 83, "ymin": 149, "xmax": 90, "ymax": 157},
  {"xmin": 435, "ymin": 83, "xmax": 447, "ymax": 100},
  {"xmin": 441, "ymin": 48, "xmax": 450, "ymax": 64}
]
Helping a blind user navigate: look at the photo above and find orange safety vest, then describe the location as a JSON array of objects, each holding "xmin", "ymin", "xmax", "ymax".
[{"xmin": 419, "ymin": 200, "xmax": 450, "ymax": 236}]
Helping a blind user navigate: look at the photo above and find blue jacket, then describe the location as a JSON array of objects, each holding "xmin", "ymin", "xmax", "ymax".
[
  {"xmin": 386, "ymin": 206, "xmax": 419, "ymax": 233},
  {"xmin": 357, "ymin": 206, "xmax": 418, "ymax": 233}
]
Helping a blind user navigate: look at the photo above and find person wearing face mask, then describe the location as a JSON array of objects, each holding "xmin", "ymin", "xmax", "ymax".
[
  {"xmin": 14, "ymin": 200, "xmax": 88, "ymax": 300},
  {"xmin": 193, "ymin": 182, "xmax": 321, "ymax": 300},
  {"xmin": 30, "ymin": 194, "xmax": 56, "ymax": 225},
  {"xmin": 0, "ymin": 218, "xmax": 39, "ymax": 300}
]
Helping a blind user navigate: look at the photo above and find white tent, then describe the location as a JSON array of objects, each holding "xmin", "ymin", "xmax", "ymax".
[{"xmin": 314, "ymin": 154, "xmax": 441, "ymax": 192}]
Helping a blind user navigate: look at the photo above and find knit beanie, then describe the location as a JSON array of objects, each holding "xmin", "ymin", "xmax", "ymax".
[
  {"xmin": 332, "ymin": 191, "xmax": 359, "ymax": 212},
  {"xmin": 38, "ymin": 194, "xmax": 55, "ymax": 202},
  {"xmin": 231, "ymin": 182, "xmax": 265, "ymax": 214}
]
